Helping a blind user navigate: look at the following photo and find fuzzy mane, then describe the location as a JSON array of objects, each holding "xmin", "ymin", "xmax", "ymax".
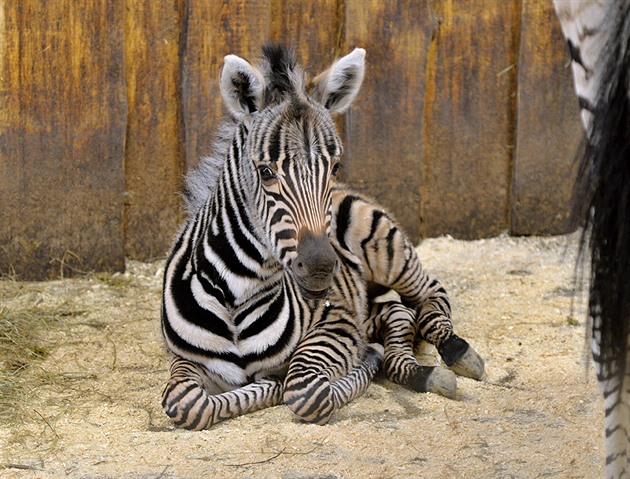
[
  {"xmin": 181, "ymin": 123, "xmax": 234, "ymax": 218},
  {"xmin": 261, "ymin": 45, "xmax": 301, "ymax": 101},
  {"xmin": 260, "ymin": 44, "xmax": 309, "ymax": 115}
]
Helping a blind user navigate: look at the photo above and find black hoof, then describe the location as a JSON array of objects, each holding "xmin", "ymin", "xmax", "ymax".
[
  {"xmin": 364, "ymin": 343, "xmax": 384, "ymax": 371},
  {"xmin": 407, "ymin": 365, "xmax": 457, "ymax": 399},
  {"xmin": 438, "ymin": 336, "xmax": 485, "ymax": 380}
]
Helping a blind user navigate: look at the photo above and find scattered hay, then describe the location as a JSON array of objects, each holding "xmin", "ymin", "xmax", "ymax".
[
  {"xmin": 0, "ymin": 305, "xmax": 79, "ymax": 424},
  {"xmin": 92, "ymin": 272, "xmax": 134, "ymax": 289}
]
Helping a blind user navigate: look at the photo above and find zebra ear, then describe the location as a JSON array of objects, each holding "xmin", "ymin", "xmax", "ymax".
[
  {"xmin": 220, "ymin": 54, "xmax": 265, "ymax": 121},
  {"xmin": 310, "ymin": 48, "xmax": 365, "ymax": 114}
]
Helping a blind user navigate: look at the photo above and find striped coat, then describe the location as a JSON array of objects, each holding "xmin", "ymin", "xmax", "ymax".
[{"xmin": 161, "ymin": 45, "xmax": 484, "ymax": 430}]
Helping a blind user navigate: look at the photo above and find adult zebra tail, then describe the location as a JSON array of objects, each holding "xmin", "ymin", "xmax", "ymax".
[{"xmin": 567, "ymin": 3, "xmax": 630, "ymax": 475}]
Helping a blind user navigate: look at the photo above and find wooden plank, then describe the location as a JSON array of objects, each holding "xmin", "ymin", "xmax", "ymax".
[
  {"xmin": 269, "ymin": 0, "xmax": 340, "ymax": 73},
  {"xmin": 0, "ymin": 1, "xmax": 126, "ymax": 280},
  {"xmin": 180, "ymin": 0, "xmax": 271, "ymax": 171},
  {"xmin": 421, "ymin": 0, "xmax": 520, "ymax": 239},
  {"xmin": 123, "ymin": 0, "xmax": 183, "ymax": 260},
  {"xmin": 343, "ymin": 0, "xmax": 435, "ymax": 244},
  {"xmin": 510, "ymin": 0, "xmax": 583, "ymax": 235}
]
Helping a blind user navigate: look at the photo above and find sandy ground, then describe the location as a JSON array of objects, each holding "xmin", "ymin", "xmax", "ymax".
[{"xmin": 0, "ymin": 232, "xmax": 603, "ymax": 479}]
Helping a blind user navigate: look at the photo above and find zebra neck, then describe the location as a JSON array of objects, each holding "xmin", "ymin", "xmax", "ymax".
[
  {"xmin": 192, "ymin": 145, "xmax": 282, "ymax": 304},
  {"xmin": 205, "ymin": 178, "xmax": 275, "ymax": 272}
]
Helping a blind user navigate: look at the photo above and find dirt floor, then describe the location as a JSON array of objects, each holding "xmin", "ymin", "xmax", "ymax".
[{"xmin": 0, "ymin": 232, "xmax": 603, "ymax": 479}]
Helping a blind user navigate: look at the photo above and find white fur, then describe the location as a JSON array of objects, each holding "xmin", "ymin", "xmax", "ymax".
[
  {"xmin": 312, "ymin": 48, "xmax": 366, "ymax": 114},
  {"xmin": 220, "ymin": 54, "xmax": 265, "ymax": 122}
]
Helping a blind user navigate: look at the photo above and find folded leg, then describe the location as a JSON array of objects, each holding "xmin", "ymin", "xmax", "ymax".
[
  {"xmin": 283, "ymin": 316, "xmax": 383, "ymax": 424},
  {"xmin": 162, "ymin": 355, "xmax": 283, "ymax": 430}
]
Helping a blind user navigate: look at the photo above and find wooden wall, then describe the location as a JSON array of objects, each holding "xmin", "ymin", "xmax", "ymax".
[{"xmin": 0, "ymin": 0, "xmax": 583, "ymax": 280}]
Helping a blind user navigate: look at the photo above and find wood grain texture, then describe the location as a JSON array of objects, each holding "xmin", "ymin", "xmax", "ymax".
[
  {"xmin": 510, "ymin": 0, "xmax": 583, "ymax": 235},
  {"xmin": 180, "ymin": 0, "xmax": 271, "ymax": 171},
  {"xmin": 269, "ymin": 0, "xmax": 340, "ymax": 74},
  {"xmin": 343, "ymin": 0, "xmax": 435, "ymax": 243},
  {"xmin": 0, "ymin": 1, "xmax": 126, "ymax": 279},
  {"xmin": 123, "ymin": 0, "xmax": 184, "ymax": 260},
  {"xmin": 0, "ymin": 1, "xmax": 587, "ymax": 279},
  {"xmin": 421, "ymin": 0, "xmax": 520, "ymax": 239}
]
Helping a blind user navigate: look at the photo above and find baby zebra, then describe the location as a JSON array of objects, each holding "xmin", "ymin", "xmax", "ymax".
[{"xmin": 161, "ymin": 44, "xmax": 484, "ymax": 430}]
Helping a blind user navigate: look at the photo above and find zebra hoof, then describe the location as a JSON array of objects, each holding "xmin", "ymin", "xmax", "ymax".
[
  {"xmin": 425, "ymin": 366, "xmax": 457, "ymax": 399},
  {"xmin": 364, "ymin": 343, "xmax": 384, "ymax": 371},
  {"xmin": 450, "ymin": 346, "xmax": 485, "ymax": 380},
  {"xmin": 438, "ymin": 336, "xmax": 485, "ymax": 380},
  {"xmin": 407, "ymin": 365, "xmax": 457, "ymax": 399}
]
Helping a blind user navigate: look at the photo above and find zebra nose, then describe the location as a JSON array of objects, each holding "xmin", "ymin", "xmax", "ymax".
[{"xmin": 293, "ymin": 230, "xmax": 338, "ymax": 296}]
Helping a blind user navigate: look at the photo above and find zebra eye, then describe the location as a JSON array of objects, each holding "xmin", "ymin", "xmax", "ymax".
[
  {"xmin": 331, "ymin": 162, "xmax": 341, "ymax": 177},
  {"xmin": 258, "ymin": 165, "xmax": 277, "ymax": 183}
]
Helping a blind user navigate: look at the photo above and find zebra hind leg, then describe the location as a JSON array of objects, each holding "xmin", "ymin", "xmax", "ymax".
[
  {"xmin": 414, "ymin": 294, "xmax": 485, "ymax": 381},
  {"xmin": 369, "ymin": 301, "xmax": 457, "ymax": 398},
  {"xmin": 603, "ymin": 386, "xmax": 629, "ymax": 478},
  {"xmin": 162, "ymin": 355, "xmax": 283, "ymax": 430},
  {"xmin": 283, "ymin": 336, "xmax": 383, "ymax": 425},
  {"xmin": 597, "ymin": 352, "xmax": 630, "ymax": 478}
]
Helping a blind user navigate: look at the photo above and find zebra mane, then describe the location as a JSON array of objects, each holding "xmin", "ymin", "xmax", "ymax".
[
  {"xmin": 259, "ymin": 44, "xmax": 307, "ymax": 110},
  {"xmin": 182, "ymin": 44, "xmax": 310, "ymax": 218},
  {"xmin": 181, "ymin": 120, "xmax": 235, "ymax": 218}
]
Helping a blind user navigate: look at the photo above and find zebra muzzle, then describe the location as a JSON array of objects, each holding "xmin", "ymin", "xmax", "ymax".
[{"xmin": 292, "ymin": 230, "xmax": 338, "ymax": 300}]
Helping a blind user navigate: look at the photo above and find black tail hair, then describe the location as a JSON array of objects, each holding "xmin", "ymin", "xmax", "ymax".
[{"xmin": 578, "ymin": 10, "xmax": 630, "ymax": 384}]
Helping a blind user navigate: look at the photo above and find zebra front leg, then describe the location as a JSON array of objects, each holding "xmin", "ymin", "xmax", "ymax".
[
  {"xmin": 369, "ymin": 301, "xmax": 457, "ymax": 398},
  {"xmin": 283, "ymin": 334, "xmax": 383, "ymax": 425},
  {"xmin": 162, "ymin": 356, "xmax": 283, "ymax": 430}
]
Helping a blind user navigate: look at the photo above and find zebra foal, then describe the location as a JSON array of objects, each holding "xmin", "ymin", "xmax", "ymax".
[{"xmin": 161, "ymin": 44, "xmax": 485, "ymax": 430}]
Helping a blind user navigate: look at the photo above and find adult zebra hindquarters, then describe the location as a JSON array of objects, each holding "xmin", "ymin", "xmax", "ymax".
[
  {"xmin": 587, "ymin": 33, "xmax": 630, "ymax": 476},
  {"xmin": 554, "ymin": 1, "xmax": 630, "ymax": 476}
]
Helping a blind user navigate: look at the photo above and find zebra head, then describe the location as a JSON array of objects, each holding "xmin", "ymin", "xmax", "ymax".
[{"xmin": 219, "ymin": 45, "xmax": 365, "ymax": 300}]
